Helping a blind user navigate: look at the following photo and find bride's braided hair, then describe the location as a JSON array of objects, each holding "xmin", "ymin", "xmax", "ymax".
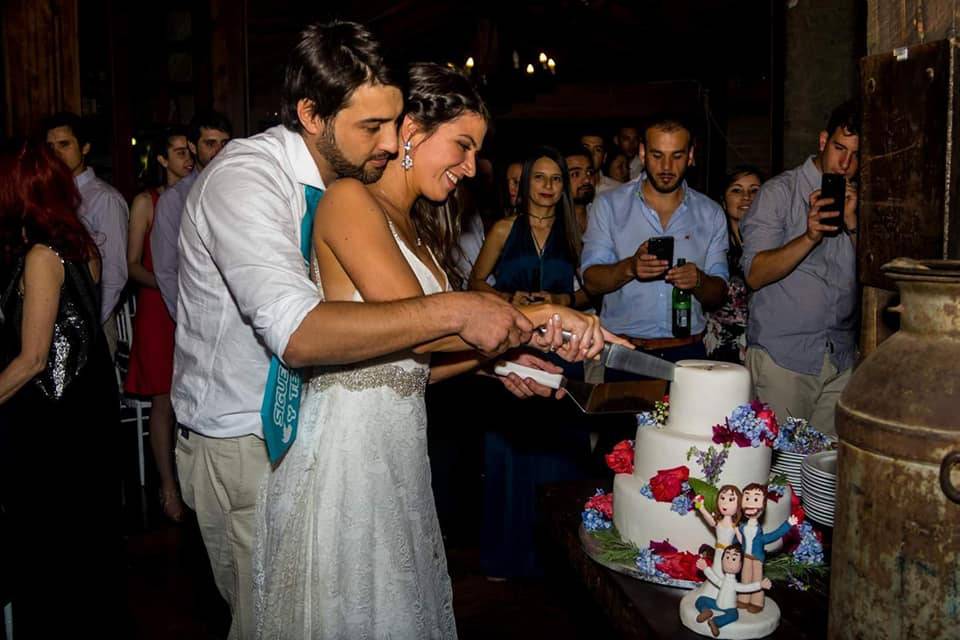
[{"xmin": 404, "ymin": 63, "xmax": 490, "ymax": 291}]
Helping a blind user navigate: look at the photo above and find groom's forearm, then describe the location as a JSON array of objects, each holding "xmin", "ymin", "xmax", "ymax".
[{"xmin": 283, "ymin": 296, "xmax": 461, "ymax": 368}]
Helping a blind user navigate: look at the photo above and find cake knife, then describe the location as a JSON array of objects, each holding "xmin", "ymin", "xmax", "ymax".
[{"xmin": 529, "ymin": 328, "xmax": 676, "ymax": 381}]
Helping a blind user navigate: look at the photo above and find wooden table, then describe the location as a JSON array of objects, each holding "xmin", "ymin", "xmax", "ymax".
[{"xmin": 538, "ymin": 479, "xmax": 829, "ymax": 639}]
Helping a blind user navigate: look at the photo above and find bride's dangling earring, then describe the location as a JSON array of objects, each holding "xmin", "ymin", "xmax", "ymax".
[{"xmin": 401, "ymin": 140, "xmax": 413, "ymax": 170}]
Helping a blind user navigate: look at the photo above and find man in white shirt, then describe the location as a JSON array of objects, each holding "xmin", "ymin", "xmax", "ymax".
[
  {"xmin": 173, "ymin": 21, "xmax": 604, "ymax": 639},
  {"xmin": 694, "ymin": 546, "xmax": 772, "ymax": 637},
  {"xmin": 581, "ymin": 131, "xmax": 621, "ymax": 193},
  {"xmin": 614, "ymin": 125, "xmax": 644, "ymax": 180},
  {"xmin": 44, "ymin": 112, "xmax": 129, "ymax": 357}
]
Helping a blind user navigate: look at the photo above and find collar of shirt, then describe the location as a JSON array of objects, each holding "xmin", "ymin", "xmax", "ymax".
[
  {"xmin": 74, "ymin": 166, "xmax": 96, "ymax": 190},
  {"xmin": 278, "ymin": 126, "xmax": 325, "ymax": 191},
  {"xmin": 635, "ymin": 178, "xmax": 692, "ymax": 232},
  {"xmin": 800, "ymin": 155, "xmax": 821, "ymax": 198}
]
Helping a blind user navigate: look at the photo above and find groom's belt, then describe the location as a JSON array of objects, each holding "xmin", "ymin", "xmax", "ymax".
[{"xmin": 625, "ymin": 333, "xmax": 703, "ymax": 351}]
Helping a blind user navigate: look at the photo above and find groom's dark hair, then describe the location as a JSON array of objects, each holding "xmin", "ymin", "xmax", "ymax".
[{"xmin": 281, "ymin": 20, "xmax": 400, "ymax": 133}]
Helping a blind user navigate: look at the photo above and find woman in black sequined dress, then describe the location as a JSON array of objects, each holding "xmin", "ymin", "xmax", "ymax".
[{"xmin": 0, "ymin": 142, "xmax": 126, "ymax": 637}]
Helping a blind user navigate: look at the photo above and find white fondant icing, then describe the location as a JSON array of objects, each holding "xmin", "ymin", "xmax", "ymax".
[{"xmin": 666, "ymin": 360, "xmax": 752, "ymax": 438}]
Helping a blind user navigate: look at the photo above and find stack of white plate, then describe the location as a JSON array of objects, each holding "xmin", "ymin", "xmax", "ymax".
[
  {"xmin": 770, "ymin": 450, "xmax": 806, "ymax": 497},
  {"xmin": 801, "ymin": 451, "xmax": 837, "ymax": 527}
]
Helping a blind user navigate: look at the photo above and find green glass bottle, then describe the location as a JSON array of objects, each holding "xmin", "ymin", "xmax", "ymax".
[{"xmin": 672, "ymin": 258, "xmax": 691, "ymax": 338}]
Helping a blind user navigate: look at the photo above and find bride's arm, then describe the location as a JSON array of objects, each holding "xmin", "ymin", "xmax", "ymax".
[{"xmin": 314, "ymin": 180, "xmax": 428, "ymax": 303}]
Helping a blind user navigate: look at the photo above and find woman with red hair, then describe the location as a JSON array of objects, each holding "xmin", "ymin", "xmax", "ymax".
[{"xmin": 0, "ymin": 142, "xmax": 125, "ymax": 635}]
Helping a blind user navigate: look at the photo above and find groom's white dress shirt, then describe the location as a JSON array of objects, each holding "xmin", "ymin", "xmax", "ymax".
[{"xmin": 173, "ymin": 125, "xmax": 325, "ymax": 439}]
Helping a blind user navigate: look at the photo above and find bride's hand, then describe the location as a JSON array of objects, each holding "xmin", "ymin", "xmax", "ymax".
[
  {"xmin": 523, "ymin": 304, "xmax": 633, "ymax": 362},
  {"xmin": 492, "ymin": 352, "xmax": 566, "ymax": 399}
]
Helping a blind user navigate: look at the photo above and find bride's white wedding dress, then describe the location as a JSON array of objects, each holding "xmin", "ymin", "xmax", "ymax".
[{"xmin": 253, "ymin": 225, "xmax": 456, "ymax": 639}]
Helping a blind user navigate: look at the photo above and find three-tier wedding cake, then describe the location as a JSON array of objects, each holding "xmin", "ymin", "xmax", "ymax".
[{"xmin": 612, "ymin": 360, "xmax": 792, "ymax": 568}]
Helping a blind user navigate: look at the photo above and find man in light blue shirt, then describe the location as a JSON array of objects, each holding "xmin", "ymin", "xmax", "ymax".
[
  {"xmin": 740, "ymin": 101, "xmax": 860, "ymax": 435},
  {"xmin": 582, "ymin": 115, "xmax": 728, "ymax": 377}
]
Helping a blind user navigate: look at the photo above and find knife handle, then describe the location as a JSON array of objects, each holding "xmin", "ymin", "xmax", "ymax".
[{"xmin": 493, "ymin": 361, "xmax": 564, "ymax": 389}]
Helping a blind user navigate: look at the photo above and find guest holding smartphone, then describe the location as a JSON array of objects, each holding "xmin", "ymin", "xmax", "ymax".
[
  {"xmin": 741, "ymin": 101, "xmax": 859, "ymax": 436},
  {"xmin": 582, "ymin": 114, "xmax": 729, "ymax": 378}
]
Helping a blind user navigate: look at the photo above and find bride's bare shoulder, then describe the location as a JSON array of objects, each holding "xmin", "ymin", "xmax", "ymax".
[{"xmin": 320, "ymin": 178, "xmax": 373, "ymax": 203}]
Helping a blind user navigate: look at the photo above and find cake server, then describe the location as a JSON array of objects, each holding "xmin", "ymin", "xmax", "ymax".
[{"xmin": 492, "ymin": 360, "xmax": 667, "ymax": 415}]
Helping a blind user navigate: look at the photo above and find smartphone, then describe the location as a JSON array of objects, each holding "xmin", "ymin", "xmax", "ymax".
[
  {"xmin": 820, "ymin": 173, "xmax": 845, "ymax": 231},
  {"xmin": 646, "ymin": 236, "xmax": 674, "ymax": 268}
]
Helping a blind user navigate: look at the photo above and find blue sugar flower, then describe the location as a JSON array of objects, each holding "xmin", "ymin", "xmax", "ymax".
[
  {"xmin": 582, "ymin": 508, "xmax": 612, "ymax": 532},
  {"xmin": 639, "ymin": 484, "xmax": 654, "ymax": 499}
]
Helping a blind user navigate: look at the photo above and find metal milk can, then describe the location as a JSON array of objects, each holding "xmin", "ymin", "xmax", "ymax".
[{"xmin": 829, "ymin": 259, "xmax": 960, "ymax": 639}]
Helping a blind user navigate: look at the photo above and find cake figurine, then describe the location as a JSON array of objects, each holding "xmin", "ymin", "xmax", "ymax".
[
  {"xmin": 693, "ymin": 545, "xmax": 772, "ymax": 638},
  {"xmin": 694, "ymin": 485, "xmax": 744, "ymax": 574},
  {"xmin": 738, "ymin": 484, "xmax": 798, "ymax": 611}
]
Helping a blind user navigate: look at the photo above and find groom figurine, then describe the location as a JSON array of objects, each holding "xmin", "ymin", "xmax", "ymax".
[
  {"xmin": 172, "ymin": 21, "xmax": 603, "ymax": 640},
  {"xmin": 738, "ymin": 483, "xmax": 798, "ymax": 612},
  {"xmin": 694, "ymin": 545, "xmax": 772, "ymax": 637}
]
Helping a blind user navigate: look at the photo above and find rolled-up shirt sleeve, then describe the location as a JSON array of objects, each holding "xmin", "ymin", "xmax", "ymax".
[
  {"xmin": 88, "ymin": 191, "xmax": 129, "ymax": 322},
  {"xmin": 740, "ymin": 182, "xmax": 788, "ymax": 281},
  {"xmin": 580, "ymin": 195, "xmax": 618, "ymax": 273},
  {"xmin": 194, "ymin": 164, "xmax": 320, "ymax": 362},
  {"xmin": 152, "ymin": 187, "xmax": 185, "ymax": 319},
  {"xmin": 703, "ymin": 205, "xmax": 730, "ymax": 281}
]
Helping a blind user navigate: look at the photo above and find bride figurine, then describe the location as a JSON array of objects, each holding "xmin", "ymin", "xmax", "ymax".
[{"xmin": 695, "ymin": 484, "xmax": 744, "ymax": 574}]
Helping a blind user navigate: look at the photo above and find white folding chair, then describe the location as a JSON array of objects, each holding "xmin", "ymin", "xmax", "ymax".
[
  {"xmin": 115, "ymin": 298, "xmax": 151, "ymax": 487},
  {"xmin": 2, "ymin": 600, "xmax": 11, "ymax": 640}
]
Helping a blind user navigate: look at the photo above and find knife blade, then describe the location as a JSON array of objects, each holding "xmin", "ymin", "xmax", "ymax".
[
  {"xmin": 534, "ymin": 327, "xmax": 676, "ymax": 381},
  {"xmin": 600, "ymin": 343, "xmax": 675, "ymax": 381}
]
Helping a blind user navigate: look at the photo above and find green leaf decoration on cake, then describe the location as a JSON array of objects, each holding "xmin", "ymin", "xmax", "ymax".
[
  {"xmin": 592, "ymin": 526, "xmax": 642, "ymax": 564},
  {"xmin": 687, "ymin": 478, "xmax": 719, "ymax": 513}
]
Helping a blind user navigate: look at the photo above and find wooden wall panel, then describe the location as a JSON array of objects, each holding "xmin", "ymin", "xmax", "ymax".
[
  {"xmin": 867, "ymin": 0, "xmax": 959, "ymax": 55},
  {"xmin": 2, "ymin": 0, "xmax": 80, "ymax": 137},
  {"xmin": 858, "ymin": 39, "xmax": 960, "ymax": 288}
]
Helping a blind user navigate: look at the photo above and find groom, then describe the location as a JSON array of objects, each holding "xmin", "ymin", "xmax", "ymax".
[{"xmin": 172, "ymin": 21, "xmax": 600, "ymax": 639}]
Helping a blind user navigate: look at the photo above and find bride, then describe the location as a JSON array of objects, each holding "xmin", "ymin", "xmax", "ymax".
[{"xmin": 254, "ymin": 63, "xmax": 613, "ymax": 639}]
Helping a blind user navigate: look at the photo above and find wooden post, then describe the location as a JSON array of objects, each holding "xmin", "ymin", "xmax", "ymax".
[
  {"xmin": 1, "ymin": 0, "xmax": 80, "ymax": 137},
  {"xmin": 210, "ymin": 0, "xmax": 249, "ymax": 136}
]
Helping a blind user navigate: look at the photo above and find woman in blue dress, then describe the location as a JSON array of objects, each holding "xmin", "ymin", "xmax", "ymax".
[{"xmin": 469, "ymin": 147, "xmax": 594, "ymax": 578}]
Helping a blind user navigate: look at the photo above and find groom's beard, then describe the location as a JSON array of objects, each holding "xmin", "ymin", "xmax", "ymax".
[{"xmin": 316, "ymin": 126, "xmax": 391, "ymax": 184}]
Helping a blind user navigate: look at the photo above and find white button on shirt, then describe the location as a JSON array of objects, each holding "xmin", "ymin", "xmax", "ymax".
[{"xmin": 173, "ymin": 125, "xmax": 324, "ymax": 438}]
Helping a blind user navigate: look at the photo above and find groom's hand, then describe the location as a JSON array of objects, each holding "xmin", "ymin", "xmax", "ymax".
[{"xmin": 456, "ymin": 292, "xmax": 534, "ymax": 355}]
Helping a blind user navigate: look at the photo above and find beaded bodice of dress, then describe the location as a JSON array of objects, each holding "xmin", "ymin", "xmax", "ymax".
[{"xmin": 307, "ymin": 219, "xmax": 449, "ymax": 394}]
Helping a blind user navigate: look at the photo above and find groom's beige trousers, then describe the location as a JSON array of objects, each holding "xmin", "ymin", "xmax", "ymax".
[{"xmin": 176, "ymin": 429, "xmax": 270, "ymax": 640}]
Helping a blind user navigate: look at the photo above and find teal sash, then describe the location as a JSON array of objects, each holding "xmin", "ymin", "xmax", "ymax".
[{"xmin": 261, "ymin": 184, "xmax": 324, "ymax": 464}]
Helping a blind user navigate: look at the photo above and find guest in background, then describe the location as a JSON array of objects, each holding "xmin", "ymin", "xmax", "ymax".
[
  {"xmin": 614, "ymin": 125, "xmax": 643, "ymax": 180},
  {"xmin": 152, "ymin": 110, "xmax": 232, "ymax": 319},
  {"xmin": 581, "ymin": 131, "xmax": 620, "ymax": 193},
  {"xmin": 582, "ymin": 114, "xmax": 729, "ymax": 375},
  {"xmin": 705, "ymin": 165, "xmax": 764, "ymax": 364},
  {"xmin": 43, "ymin": 112, "xmax": 129, "ymax": 357},
  {"xmin": 0, "ymin": 142, "xmax": 125, "ymax": 636},
  {"xmin": 469, "ymin": 146, "xmax": 589, "ymax": 311},
  {"xmin": 564, "ymin": 145, "xmax": 596, "ymax": 234},
  {"xmin": 604, "ymin": 150, "xmax": 631, "ymax": 184},
  {"xmin": 741, "ymin": 101, "xmax": 859, "ymax": 436},
  {"xmin": 471, "ymin": 147, "xmax": 597, "ymax": 579},
  {"xmin": 504, "ymin": 159, "xmax": 523, "ymax": 214},
  {"xmin": 125, "ymin": 126, "xmax": 193, "ymax": 522}
]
